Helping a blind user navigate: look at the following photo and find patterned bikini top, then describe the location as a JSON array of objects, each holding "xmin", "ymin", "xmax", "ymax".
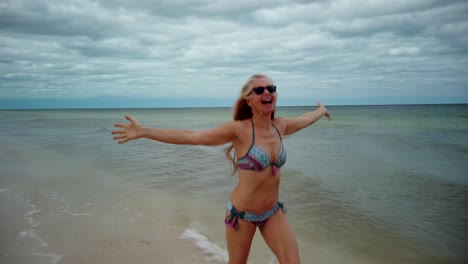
[{"xmin": 237, "ymin": 120, "xmax": 287, "ymax": 174}]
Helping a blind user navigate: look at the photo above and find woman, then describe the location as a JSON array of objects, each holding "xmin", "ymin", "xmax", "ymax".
[{"xmin": 112, "ymin": 74, "xmax": 331, "ymax": 264}]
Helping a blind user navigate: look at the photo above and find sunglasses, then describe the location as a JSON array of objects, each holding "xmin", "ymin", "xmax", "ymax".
[{"xmin": 249, "ymin": 85, "xmax": 277, "ymax": 95}]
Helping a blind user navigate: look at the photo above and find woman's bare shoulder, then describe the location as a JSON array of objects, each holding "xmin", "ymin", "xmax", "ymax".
[
  {"xmin": 273, "ymin": 117, "xmax": 287, "ymax": 132},
  {"xmin": 232, "ymin": 119, "xmax": 252, "ymax": 138},
  {"xmin": 233, "ymin": 119, "xmax": 252, "ymax": 127}
]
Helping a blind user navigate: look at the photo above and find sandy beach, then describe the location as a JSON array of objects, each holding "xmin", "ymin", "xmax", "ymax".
[{"xmin": 0, "ymin": 176, "xmax": 217, "ymax": 264}]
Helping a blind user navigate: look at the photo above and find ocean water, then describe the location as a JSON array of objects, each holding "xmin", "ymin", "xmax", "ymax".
[{"xmin": 0, "ymin": 105, "xmax": 467, "ymax": 264}]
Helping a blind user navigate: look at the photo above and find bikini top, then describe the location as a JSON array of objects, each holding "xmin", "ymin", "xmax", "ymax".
[{"xmin": 237, "ymin": 120, "xmax": 287, "ymax": 173}]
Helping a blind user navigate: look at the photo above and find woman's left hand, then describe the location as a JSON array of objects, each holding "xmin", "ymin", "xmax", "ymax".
[{"xmin": 112, "ymin": 115, "xmax": 143, "ymax": 144}]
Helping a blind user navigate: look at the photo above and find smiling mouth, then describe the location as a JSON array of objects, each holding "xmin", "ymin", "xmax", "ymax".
[{"xmin": 261, "ymin": 99, "xmax": 272, "ymax": 105}]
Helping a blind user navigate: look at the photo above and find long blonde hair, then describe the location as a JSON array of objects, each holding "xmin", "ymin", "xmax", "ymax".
[{"xmin": 224, "ymin": 74, "xmax": 275, "ymax": 175}]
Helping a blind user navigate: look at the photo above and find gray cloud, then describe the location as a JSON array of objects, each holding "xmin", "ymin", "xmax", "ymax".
[{"xmin": 0, "ymin": 0, "xmax": 467, "ymax": 104}]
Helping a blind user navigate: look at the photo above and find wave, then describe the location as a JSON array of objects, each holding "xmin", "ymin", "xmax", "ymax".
[
  {"xmin": 180, "ymin": 228, "xmax": 228, "ymax": 263},
  {"xmin": 79, "ymin": 126, "xmax": 111, "ymax": 135},
  {"xmin": 95, "ymin": 126, "xmax": 110, "ymax": 133},
  {"xmin": 0, "ymin": 148, "xmax": 23, "ymax": 157},
  {"xmin": 26, "ymin": 118, "xmax": 47, "ymax": 122}
]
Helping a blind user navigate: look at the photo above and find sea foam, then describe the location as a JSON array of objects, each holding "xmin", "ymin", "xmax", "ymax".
[{"xmin": 180, "ymin": 228, "xmax": 228, "ymax": 263}]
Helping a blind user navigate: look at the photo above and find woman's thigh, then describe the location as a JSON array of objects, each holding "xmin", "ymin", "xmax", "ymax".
[
  {"xmin": 225, "ymin": 213, "xmax": 257, "ymax": 264},
  {"xmin": 259, "ymin": 211, "xmax": 300, "ymax": 264}
]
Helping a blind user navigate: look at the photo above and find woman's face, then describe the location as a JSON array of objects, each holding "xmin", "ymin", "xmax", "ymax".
[{"xmin": 248, "ymin": 77, "xmax": 277, "ymax": 115}]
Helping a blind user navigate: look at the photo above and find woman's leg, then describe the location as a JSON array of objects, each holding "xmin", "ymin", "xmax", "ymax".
[
  {"xmin": 225, "ymin": 212, "xmax": 257, "ymax": 264},
  {"xmin": 259, "ymin": 210, "xmax": 300, "ymax": 264}
]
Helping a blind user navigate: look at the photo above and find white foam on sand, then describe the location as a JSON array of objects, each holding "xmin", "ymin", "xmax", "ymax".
[
  {"xmin": 19, "ymin": 194, "xmax": 64, "ymax": 264},
  {"xmin": 180, "ymin": 228, "xmax": 228, "ymax": 263},
  {"xmin": 268, "ymin": 255, "xmax": 279, "ymax": 264},
  {"xmin": 25, "ymin": 198, "xmax": 42, "ymax": 228}
]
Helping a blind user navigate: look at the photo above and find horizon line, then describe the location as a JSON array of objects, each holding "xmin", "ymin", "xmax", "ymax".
[{"xmin": 1, "ymin": 102, "xmax": 467, "ymax": 111}]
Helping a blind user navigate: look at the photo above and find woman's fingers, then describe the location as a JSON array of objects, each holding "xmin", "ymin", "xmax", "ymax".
[
  {"xmin": 113, "ymin": 134, "xmax": 126, "ymax": 140},
  {"xmin": 125, "ymin": 115, "xmax": 138, "ymax": 124},
  {"xmin": 115, "ymin": 115, "xmax": 136, "ymax": 130},
  {"xmin": 111, "ymin": 129, "xmax": 124, "ymax": 134},
  {"xmin": 114, "ymin": 131, "xmax": 128, "ymax": 143},
  {"xmin": 112, "ymin": 116, "xmax": 136, "ymax": 144},
  {"xmin": 114, "ymin": 123, "xmax": 127, "ymax": 129}
]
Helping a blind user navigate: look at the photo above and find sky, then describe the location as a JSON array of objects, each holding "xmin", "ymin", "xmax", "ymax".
[{"xmin": 1, "ymin": 0, "xmax": 467, "ymax": 109}]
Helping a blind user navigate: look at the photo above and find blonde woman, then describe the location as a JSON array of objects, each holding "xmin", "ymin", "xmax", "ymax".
[{"xmin": 112, "ymin": 74, "xmax": 331, "ymax": 264}]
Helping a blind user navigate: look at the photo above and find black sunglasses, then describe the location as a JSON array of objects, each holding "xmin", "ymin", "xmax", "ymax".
[{"xmin": 249, "ymin": 85, "xmax": 277, "ymax": 95}]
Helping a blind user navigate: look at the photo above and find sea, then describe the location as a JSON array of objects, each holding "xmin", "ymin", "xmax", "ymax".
[{"xmin": 0, "ymin": 104, "xmax": 467, "ymax": 264}]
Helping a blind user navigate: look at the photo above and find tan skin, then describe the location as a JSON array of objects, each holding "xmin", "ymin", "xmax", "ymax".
[{"xmin": 112, "ymin": 77, "xmax": 331, "ymax": 264}]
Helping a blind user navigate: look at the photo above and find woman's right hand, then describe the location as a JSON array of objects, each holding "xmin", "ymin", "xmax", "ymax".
[
  {"xmin": 317, "ymin": 101, "xmax": 332, "ymax": 121},
  {"xmin": 112, "ymin": 115, "xmax": 143, "ymax": 144}
]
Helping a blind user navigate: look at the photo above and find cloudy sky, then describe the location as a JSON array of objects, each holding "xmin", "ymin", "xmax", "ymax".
[{"xmin": 1, "ymin": 0, "xmax": 467, "ymax": 108}]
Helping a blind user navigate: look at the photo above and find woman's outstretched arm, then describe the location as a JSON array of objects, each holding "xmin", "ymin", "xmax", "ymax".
[
  {"xmin": 112, "ymin": 115, "xmax": 237, "ymax": 146},
  {"xmin": 279, "ymin": 101, "xmax": 331, "ymax": 136}
]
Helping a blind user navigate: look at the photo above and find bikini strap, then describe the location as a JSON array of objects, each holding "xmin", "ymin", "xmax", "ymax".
[
  {"xmin": 271, "ymin": 123, "xmax": 282, "ymax": 141},
  {"xmin": 236, "ymin": 120, "xmax": 255, "ymax": 161},
  {"xmin": 278, "ymin": 201, "xmax": 287, "ymax": 214},
  {"xmin": 251, "ymin": 119, "xmax": 255, "ymax": 143},
  {"xmin": 225, "ymin": 205, "xmax": 245, "ymax": 231}
]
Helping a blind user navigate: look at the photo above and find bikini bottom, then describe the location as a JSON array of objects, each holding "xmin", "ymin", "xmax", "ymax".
[{"xmin": 225, "ymin": 200, "xmax": 286, "ymax": 230}]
